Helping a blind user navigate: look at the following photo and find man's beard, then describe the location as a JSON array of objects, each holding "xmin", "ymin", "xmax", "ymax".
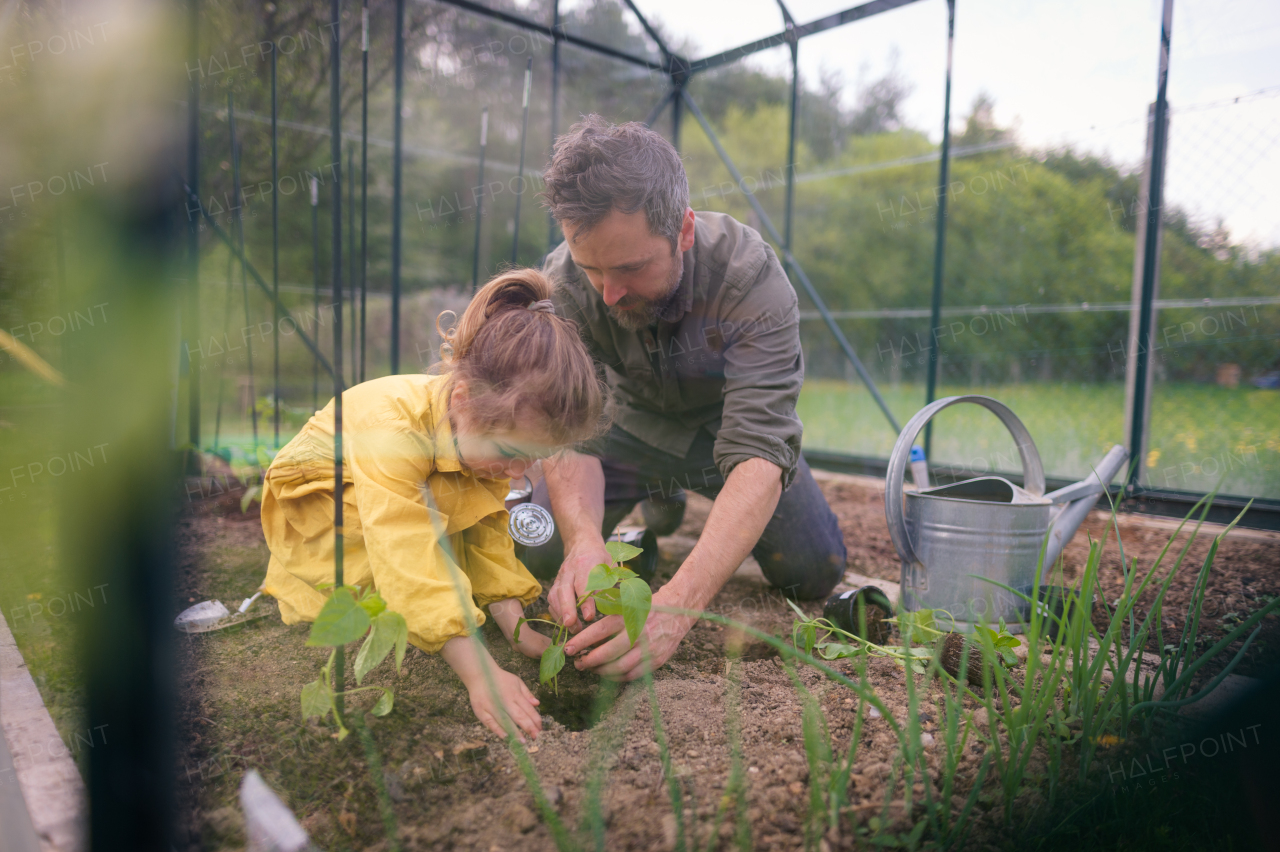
[{"xmin": 607, "ymin": 252, "xmax": 684, "ymax": 331}]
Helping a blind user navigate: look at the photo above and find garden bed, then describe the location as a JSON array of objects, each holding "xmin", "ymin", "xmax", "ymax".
[{"xmin": 171, "ymin": 470, "xmax": 1280, "ymax": 852}]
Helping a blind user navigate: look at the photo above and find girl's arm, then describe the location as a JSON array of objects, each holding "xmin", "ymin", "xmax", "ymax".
[{"xmin": 440, "ymin": 634, "xmax": 542, "ymax": 742}]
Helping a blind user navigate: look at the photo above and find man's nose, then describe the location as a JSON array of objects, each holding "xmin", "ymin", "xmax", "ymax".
[{"xmin": 600, "ymin": 276, "xmax": 627, "ymax": 306}]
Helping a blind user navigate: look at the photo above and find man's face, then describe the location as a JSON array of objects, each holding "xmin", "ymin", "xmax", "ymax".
[{"xmin": 562, "ymin": 207, "xmax": 695, "ymax": 331}]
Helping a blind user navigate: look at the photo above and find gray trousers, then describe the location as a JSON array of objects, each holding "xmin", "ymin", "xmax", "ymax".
[{"xmin": 522, "ymin": 425, "xmax": 847, "ymax": 600}]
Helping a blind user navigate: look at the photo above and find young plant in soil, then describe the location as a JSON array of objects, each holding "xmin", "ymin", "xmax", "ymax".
[
  {"xmin": 300, "ymin": 584, "xmax": 408, "ymax": 740},
  {"xmin": 515, "ymin": 539, "xmax": 652, "ymax": 692}
]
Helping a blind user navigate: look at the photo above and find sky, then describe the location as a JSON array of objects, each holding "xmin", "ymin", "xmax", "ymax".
[{"xmin": 557, "ymin": 0, "xmax": 1280, "ymax": 247}]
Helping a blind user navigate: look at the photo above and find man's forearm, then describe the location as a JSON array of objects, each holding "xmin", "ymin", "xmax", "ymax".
[
  {"xmin": 661, "ymin": 457, "xmax": 782, "ymax": 611},
  {"xmin": 543, "ymin": 450, "xmax": 607, "ymax": 554}
]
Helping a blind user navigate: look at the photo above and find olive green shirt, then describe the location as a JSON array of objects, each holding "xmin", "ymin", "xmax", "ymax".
[{"xmin": 544, "ymin": 211, "xmax": 804, "ymax": 489}]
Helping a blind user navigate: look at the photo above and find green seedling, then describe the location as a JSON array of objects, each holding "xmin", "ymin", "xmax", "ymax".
[
  {"xmin": 516, "ymin": 539, "xmax": 652, "ymax": 692},
  {"xmin": 972, "ymin": 618, "xmax": 1022, "ymax": 668},
  {"xmin": 787, "ymin": 599, "xmax": 946, "ymax": 674},
  {"xmin": 301, "ymin": 584, "xmax": 408, "ymax": 740}
]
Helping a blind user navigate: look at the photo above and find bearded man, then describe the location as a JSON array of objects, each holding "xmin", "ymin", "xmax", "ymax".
[{"xmin": 523, "ymin": 115, "xmax": 847, "ymax": 680}]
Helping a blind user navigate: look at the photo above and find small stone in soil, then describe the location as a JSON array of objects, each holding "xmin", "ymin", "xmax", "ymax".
[{"xmin": 869, "ymin": 707, "xmax": 882, "ymax": 719}]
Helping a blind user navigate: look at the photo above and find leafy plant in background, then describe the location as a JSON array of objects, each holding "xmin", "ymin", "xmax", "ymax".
[
  {"xmin": 516, "ymin": 539, "xmax": 651, "ymax": 692},
  {"xmin": 233, "ymin": 445, "xmax": 275, "ymax": 513},
  {"xmin": 301, "ymin": 584, "xmax": 408, "ymax": 740}
]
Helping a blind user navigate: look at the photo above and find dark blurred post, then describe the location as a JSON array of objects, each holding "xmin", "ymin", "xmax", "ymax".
[
  {"xmin": 186, "ymin": 0, "xmax": 201, "ymax": 453},
  {"xmin": 50, "ymin": 11, "xmax": 187, "ymax": 847}
]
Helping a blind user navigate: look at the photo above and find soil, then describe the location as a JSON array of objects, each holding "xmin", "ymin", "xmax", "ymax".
[{"xmin": 172, "ymin": 469, "xmax": 1280, "ymax": 852}]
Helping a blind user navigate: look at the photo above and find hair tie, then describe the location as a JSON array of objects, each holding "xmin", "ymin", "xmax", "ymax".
[{"xmin": 527, "ymin": 299, "xmax": 555, "ymax": 314}]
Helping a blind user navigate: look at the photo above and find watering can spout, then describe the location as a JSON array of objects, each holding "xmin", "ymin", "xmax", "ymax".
[{"xmin": 1040, "ymin": 445, "xmax": 1129, "ymax": 570}]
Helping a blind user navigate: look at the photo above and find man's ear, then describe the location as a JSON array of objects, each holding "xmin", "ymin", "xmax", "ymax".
[{"xmin": 677, "ymin": 207, "xmax": 695, "ymax": 253}]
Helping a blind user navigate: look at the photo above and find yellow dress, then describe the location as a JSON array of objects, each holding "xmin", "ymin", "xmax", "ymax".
[{"xmin": 260, "ymin": 373, "xmax": 541, "ymax": 653}]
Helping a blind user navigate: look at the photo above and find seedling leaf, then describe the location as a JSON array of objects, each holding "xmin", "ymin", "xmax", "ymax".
[
  {"xmin": 371, "ymin": 688, "xmax": 394, "ymax": 717},
  {"xmin": 307, "ymin": 588, "xmax": 371, "ymax": 646},
  {"xmin": 358, "ymin": 590, "xmax": 387, "ymax": 619},
  {"xmin": 583, "ymin": 564, "xmax": 615, "ymax": 596},
  {"xmin": 785, "ymin": 598, "xmax": 810, "ymax": 621},
  {"xmin": 301, "ymin": 679, "xmax": 331, "ymax": 720},
  {"xmin": 620, "ymin": 577, "xmax": 652, "ymax": 645},
  {"xmin": 540, "ymin": 642, "xmax": 566, "ymax": 684},
  {"xmin": 605, "ymin": 540, "xmax": 643, "ymax": 564},
  {"xmin": 593, "ymin": 587, "xmax": 624, "ymax": 616},
  {"xmin": 355, "ymin": 611, "xmax": 405, "ymax": 683}
]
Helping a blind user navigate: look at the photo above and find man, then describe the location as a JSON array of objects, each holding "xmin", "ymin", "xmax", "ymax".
[{"xmin": 524, "ymin": 115, "xmax": 846, "ymax": 680}]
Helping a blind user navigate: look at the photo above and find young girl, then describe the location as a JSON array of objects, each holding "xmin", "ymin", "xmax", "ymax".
[{"xmin": 260, "ymin": 269, "xmax": 606, "ymax": 743}]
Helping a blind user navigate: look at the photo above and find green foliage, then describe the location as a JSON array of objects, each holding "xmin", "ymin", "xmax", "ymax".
[
  {"xmin": 517, "ymin": 538, "xmax": 654, "ymax": 693},
  {"xmin": 971, "ymin": 619, "xmax": 1022, "ymax": 668},
  {"xmin": 301, "ymin": 585, "xmax": 406, "ymax": 740}
]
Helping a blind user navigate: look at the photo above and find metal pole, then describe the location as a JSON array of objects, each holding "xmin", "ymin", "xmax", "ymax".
[
  {"xmin": 187, "ymin": 0, "xmax": 201, "ymax": 451},
  {"xmin": 183, "ymin": 182, "xmax": 335, "ymax": 376},
  {"xmin": 213, "ymin": 232, "xmax": 234, "ymax": 451},
  {"xmin": 784, "ymin": 38, "xmax": 799, "ymax": 252},
  {"xmin": 390, "ymin": 0, "xmax": 405, "ymax": 374},
  {"xmin": 511, "ymin": 58, "xmax": 532, "ymax": 265},
  {"xmin": 348, "ymin": 142, "xmax": 357, "ymax": 386},
  {"xmin": 546, "ymin": 0, "xmax": 560, "ymax": 253},
  {"xmin": 360, "ymin": 0, "xmax": 369, "ymax": 382},
  {"xmin": 311, "ymin": 177, "xmax": 320, "ymax": 409},
  {"xmin": 643, "ymin": 89, "xmax": 676, "ymax": 128},
  {"xmin": 471, "ymin": 106, "xmax": 489, "ymax": 294},
  {"xmin": 1127, "ymin": 0, "xmax": 1174, "ymax": 492},
  {"xmin": 923, "ymin": 0, "xmax": 955, "ymax": 458},
  {"xmin": 271, "ymin": 38, "xmax": 280, "ymax": 448},
  {"xmin": 775, "ymin": 0, "xmax": 799, "ymax": 252},
  {"xmin": 680, "ymin": 89, "xmax": 901, "ymax": 434},
  {"xmin": 229, "ymin": 93, "xmax": 259, "ymax": 448},
  {"xmin": 329, "ymin": 0, "xmax": 346, "ymax": 722},
  {"xmin": 671, "ymin": 85, "xmax": 682, "ymax": 150}
]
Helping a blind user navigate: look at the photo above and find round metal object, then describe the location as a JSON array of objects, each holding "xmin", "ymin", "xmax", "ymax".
[{"xmin": 508, "ymin": 501, "xmax": 554, "ymax": 547}]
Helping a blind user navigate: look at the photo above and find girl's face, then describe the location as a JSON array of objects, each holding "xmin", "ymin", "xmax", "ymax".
[{"xmin": 449, "ymin": 382, "xmax": 557, "ymax": 480}]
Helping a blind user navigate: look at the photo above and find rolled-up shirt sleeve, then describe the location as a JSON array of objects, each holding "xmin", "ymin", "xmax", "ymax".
[{"xmin": 713, "ymin": 249, "xmax": 804, "ymax": 489}]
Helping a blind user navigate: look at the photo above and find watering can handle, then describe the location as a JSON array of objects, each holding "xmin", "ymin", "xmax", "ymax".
[{"xmin": 884, "ymin": 395, "xmax": 1046, "ymax": 567}]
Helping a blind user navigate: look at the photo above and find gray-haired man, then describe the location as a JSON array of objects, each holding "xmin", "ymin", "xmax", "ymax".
[{"xmin": 524, "ymin": 115, "xmax": 846, "ymax": 680}]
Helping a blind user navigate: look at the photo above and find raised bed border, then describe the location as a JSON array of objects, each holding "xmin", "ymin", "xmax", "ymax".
[{"xmin": 0, "ymin": 610, "xmax": 86, "ymax": 852}]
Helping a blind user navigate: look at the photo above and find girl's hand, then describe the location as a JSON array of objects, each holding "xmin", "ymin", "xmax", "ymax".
[
  {"xmin": 442, "ymin": 635, "xmax": 542, "ymax": 743},
  {"xmin": 466, "ymin": 667, "xmax": 542, "ymax": 743}
]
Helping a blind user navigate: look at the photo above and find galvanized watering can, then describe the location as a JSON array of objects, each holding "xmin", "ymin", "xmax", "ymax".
[{"xmin": 885, "ymin": 396, "xmax": 1128, "ymax": 633}]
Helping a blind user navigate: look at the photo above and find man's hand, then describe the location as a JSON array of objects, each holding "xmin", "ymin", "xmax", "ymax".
[
  {"xmin": 541, "ymin": 450, "xmax": 608, "ymax": 632},
  {"xmin": 563, "ymin": 589, "xmax": 696, "ymax": 681},
  {"xmin": 547, "ymin": 543, "xmax": 613, "ymax": 632},
  {"xmin": 563, "ymin": 457, "xmax": 783, "ymax": 679}
]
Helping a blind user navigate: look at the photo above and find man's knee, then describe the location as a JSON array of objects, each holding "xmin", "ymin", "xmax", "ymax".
[{"xmin": 757, "ymin": 542, "xmax": 845, "ymax": 600}]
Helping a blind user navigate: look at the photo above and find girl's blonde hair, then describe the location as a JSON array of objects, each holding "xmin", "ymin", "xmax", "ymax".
[{"xmin": 436, "ymin": 268, "xmax": 608, "ymax": 446}]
